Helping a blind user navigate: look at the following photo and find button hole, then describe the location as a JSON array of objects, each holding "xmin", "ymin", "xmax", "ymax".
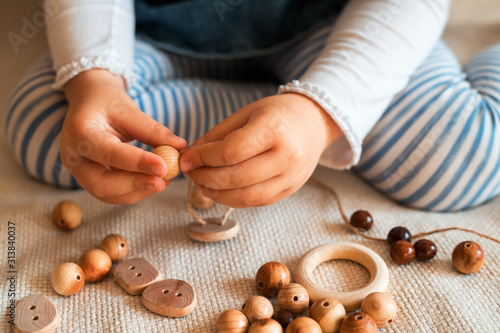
[{"xmin": 29, "ymin": 305, "xmax": 36, "ymax": 310}]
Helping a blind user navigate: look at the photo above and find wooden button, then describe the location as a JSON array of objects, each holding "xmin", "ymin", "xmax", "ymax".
[
  {"xmin": 14, "ymin": 295, "xmax": 59, "ymax": 333},
  {"xmin": 141, "ymin": 279, "xmax": 197, "ymax": 317},
  {"xmin": 113, "ymin": 258, "xmax": 162, "ymax": 295},
  {"xmin": 188, "ymin": 218, "xmax": 240, "ymax": 242}
]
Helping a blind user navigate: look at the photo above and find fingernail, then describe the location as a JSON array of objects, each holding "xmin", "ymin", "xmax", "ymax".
[
  {"xmin": 147, "ymin": 184, "xmax": 157, "ymax": 192},
  {"xmin": 152, "ymin": 164, "xmax": 165, "ymax": 177},
  {"xmin": 180, "ymin": 160, "xmax": 192, "ymax": 172}
]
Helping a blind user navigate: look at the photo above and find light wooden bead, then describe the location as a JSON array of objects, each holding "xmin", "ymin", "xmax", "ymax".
[
  {"xmin": 51, "ymin": 262, "xmax": 85, "ymax": 296},
  {"xmin": 285, "ymin": 317, "xmax": 322, "ymax": 333},
  {"xmin": 78, "ymin": 249, "xmax": 112, "ymax": 282},
  {"xmin": 52, "ymin": 201, "xmax": 82, "ymax": 230},
  {"xmin": 152, "ymin": 145, "xmax": 180, "ymax": 180},
  {"xmin": 452, "ymin": 241, "xmax": 485, "ymax": 274},
  {"xmin": 309, "ymin": 297, "xmax": 346, "ymax": 333},
  {"xmin": 242, "ymin": 296, "xmax": 274, "ymax": 324},
  {"xmin": 191, "ymin": 186, "xmax": 214, "ymax": 209},
  {"xmin": 100, "ymin": 234, "xmax": 128, "ymax": 262},
  {"xmin": 361, "ymin": 292, "xmax": 397, "ymax": 328},
  {"xmin": 14, "ymin": 295, "xmax": 59, "ymax": 333},
  {"xmin": 339, "ymin": 312, "xmax": 377, "ymax": 333},
  {"xmin": 256, "ymin": 261, "xmax": 291, "ymax": 296},
  {"xmin": 277, "ymin": 283, "xmax": 309, "ymax": 315},
  {"xmin": 216, "ymin": 309, "xmax": 249, "ymax": 333},
  {"xmin": 249, "ymin": 318, "xmax": 284, "ymax": 333}
]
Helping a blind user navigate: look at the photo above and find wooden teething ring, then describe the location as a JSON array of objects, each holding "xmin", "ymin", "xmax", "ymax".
[{"xmin": 294, "ymin": 242, "xmax": 389, "ymax": 311}]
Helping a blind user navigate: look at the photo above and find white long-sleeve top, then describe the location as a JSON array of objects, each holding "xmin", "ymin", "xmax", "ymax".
[{"xmin": 45, "ymin": 0, "xmax": 450, "ymax": 169}]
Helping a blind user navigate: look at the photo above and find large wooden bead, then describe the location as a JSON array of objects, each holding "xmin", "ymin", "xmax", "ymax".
[
  {"xmin": 141, "ymin": 279, "xmax": 197, "ymax": 317},
  {"xmin": 414, "ymin": 239, "xmax": 438, "ymax": 261},
  {"xmin": 256, "ymin": 261, "xmax": 291, "ymax": 296},
  {"xmin": 100, "ymin": 234, "xmax": 129, "ymax": 262},
  {"xmin": 285, "ymin": 317, "xmax": 322, "ymax": 333},
  {"xmin": 452, "ymin": 241, "xmax": 485, "ymax": 274},
  {"xmin": 216, "ymin": 309, "xmax": 249, "ymax": 333},
  {"xmin": 350, "ymin": 210, "xmax": 373, "ymax": 231},
  {"xmin": 390, "ymin": 240, "xmax": 415, "ymax": 265},
  {"xmin": 361, "ymin": 292, "xmax": 397, "ymax": 327},
  {"xmin": 52, "ymin": 201, "xmax": 82, "ymax": 230},
  {"xmin": 191, "ymin": 186, "xmax": 214, "ymax": 209},
  {"xmin": 249, "ymin": 318, "xmax": 284, "ymax": 333},
  {"xmin": 272, "ymin": 310, "xmax": 295, "ymax": 330},
  {"xmin": 277, "ymin": 283, "xmax": 309, "ymax": 315},
  {"xmin": 309, "ymin": 297, "xmax": 346, "ymax": 333},
  {"xmin": 387, "ymin": 227, "xmax": 411, "ymax": 245},
  {"xmin": 152, "ymin": 145, "xmax": 180, "ymax": 180},
  {"xmin": 78, "ymin": 249, "xmax": 112, "ymax": 282},
  {"xmin": 14, "ymin": 295, "xmax": 59, "ymax": 333},
  {"xmin": 339, "ymin": 312, "xmax": 377, "ymax": 333},
  {"xmin": 242, "ymin": 296, "xmax": 274, "ymax": 324},
  {"xmin": 51, "ymin": 262, "xmax": 85, "ymax": 296}
]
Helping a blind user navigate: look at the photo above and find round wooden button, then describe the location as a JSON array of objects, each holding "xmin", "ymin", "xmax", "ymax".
[
  {"xmin": 113, "ymin": 258, "xmax": 163, "ymax": 295},
  {"xmin": 14, "ymin": 295, "xmax": 59, "ymax": 333},
  {"xmin": 188, "ymin": 218, "xmax": 240, "ymax": 242},
  {"xmin": 294, "ymin": 242, "xmax": 389, "ymax": 311},
  {"xmin": 141, "ymin": 279, "xmax": 197, "ymax": 317}
]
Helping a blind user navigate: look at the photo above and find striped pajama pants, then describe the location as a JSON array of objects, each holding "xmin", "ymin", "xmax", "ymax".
[{"xmin": 4, "ymin": 27, "xmax": 500, "ymax": 212}]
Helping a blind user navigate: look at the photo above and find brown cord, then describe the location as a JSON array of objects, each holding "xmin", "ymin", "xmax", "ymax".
[{"xmin": 187, "ymin": 179, "xmax": 234, "ymax": 226}]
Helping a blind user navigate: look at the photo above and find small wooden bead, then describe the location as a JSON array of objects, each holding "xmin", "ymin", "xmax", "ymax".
[
  {"xmin": 191, "ymin": 186, "xmax": 214, "ymax": 209},
  {"xmin": 152, "ymin": 145, "xmax": 180, "ymax": 180},
  {"xmin": 249, "ymin": 318, "xmax": 284, "ymax": 333},
  {"xmin": 309, "ymin": 297, "xmax": 346, "ymax": 333},
  {"xmin": 51, "ymin": 262, "xmax": 85, "ymax": 296},
  {"xmin": 216, "ymin": 309, "xmax": 249, "ymax": 333},
  {"xmin": 350, "ymin": 210, "xmax": 373, "ymax": 231},
  {"xmin": 78, "ymin": 249, "xmax": 112, "ymax": 282},
  {"xmin": 52, "ymin": 201, "xmax": 82, "ymax": 230},
  {"xmin": 361, "ymin": 292, "xmax": 397, "ymax": 328},
  {"xmin": 387, "ymin": 226, "xmax": 411, "ymax": 245},
  {"xmin": 390, "ymin": 240, "xmax": 415, "ymax": 265},
  {"xmin": 256, "ymin": 261, "xmax": 291, "ymax": 297},
  {"xmin": 414, "ymin": 239, "xmax": 438, "ymax": 261},
  {"xmin": 113, "ymin": 257, "xmax": 163, "ymax": 295},
  {"xmin": 277, "ymin": 283, "xmax": 309, "ymax": 315},
  {"xmin": 242, "ymin": 296, "xmax": 274, "ymax": 324},
  {"xmin": 339, "ymin": 312, "xmax": 377, "ymax": 333},
  {"xmin": 452, "ymin": 241, "xmax": 485, "ymax": 274},
  {"xmin": 14, "ymin": 295, "xmax": 59, "ymax": 333},
  {"xmin": 272, "ymin": 310, "xmax": 295, "ymax": 330},
  {"xmin": 100, "ymin": 234, "xmax": 129, "ymax": 262},
  {"xmin": 285, "ymin": 317, "xmax": 322, "ymax": 333},
  {"xmin": 141, "ymin": 279, "xmax": 197, "ymax": 317}
]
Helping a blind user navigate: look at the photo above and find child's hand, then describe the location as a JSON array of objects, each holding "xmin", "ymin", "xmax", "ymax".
[
  {"xmin": 61, "ymin": 69, "xmax": 186, "ymax": 204},
  {"xmin": 180, "ymin": 93, "xmax": 342, "ymax": 208}
]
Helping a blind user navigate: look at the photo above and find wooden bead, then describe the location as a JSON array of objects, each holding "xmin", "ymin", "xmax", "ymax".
[
  {"xmin": 361, "ymin": 292, "xmax": 397, "ymax": 328},
  {"xmin": 152, "ymin": 145, "xmax": 180, "ymax": 180},
  {"xmin": 242, "ymin": 296, "xmax": 274, "ymax": 324},
  {"xmin": 191, "ymin": 186, "xmax": 214, "ymax": 209},
  {"xmin": 13, "ymin": 295, "xmax": 59, "ymax": 333},
  {"xmin": 309, "ymin": 297, "xmax": 346, "ymax": 333},
  {"xmin": 113, "ymin": 257, "xmax": 163, "ymax": 295},
  {"xmin": 188, "ymin": 218, "xmax": 240, "ymax": 242},
  {"xmin": 141, "ymin": 279, "xmax": 197, "ymax": 317},
  {"xmin": 100, "ymin": 234, "xmax": 129, "ymax": 262},
  {"xmin": 339, "ymin": 312, "xmax": 377, "ymax": 333},
  {"xmin": 52, "ymin": 201, "xmax": 82, "ymax": 230},
  {"xmin": 387, "ymin": 226, "xmax": 411, "ymax": 245},
  {"xmin": 277, "ymin": 283, "xmax": 309, "ymax": 315},
  {"xmin": 249, "ymin": 318, "xmax": 284, "ymax": 333},
  {"xmin": 452, "ymin": 241, "xmax": 485, "ymax": 274},
  {"xmin": 51, "ymin": 262, "xmax": 85, "ymax": 296},
  {"xmin": 216, "ymin": 309, "xmax": 249, "ymax": 333},
  {"xmin": 256, "ymin": 261, "xmax": 291, "ymax": 296},
  {"xmin": 349, "ymin": 210, "xmax": 373, "ymax": 231},
  {"xmin": 390, "ymin": 240, "xmax": 415, "ymax": 265},
  {"xmin": 272, "ymin": 310, "xmax": 295, "ymax": 330},
  {"xmin": 78, "ymin": 249, "xmax": 112, "ymax": 282},
  {"xmin": 414, "ymin": 239, "xmax": 438, "ymax": 261},
  {"xmin": 285, "ymin": 317, "xmax": 322, "ymax": 333}
]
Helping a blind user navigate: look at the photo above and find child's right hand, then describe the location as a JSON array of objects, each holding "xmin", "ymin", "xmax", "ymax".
[{"xmin": 61, "ymin": 69, "xmax": 186, "ymax": 204}]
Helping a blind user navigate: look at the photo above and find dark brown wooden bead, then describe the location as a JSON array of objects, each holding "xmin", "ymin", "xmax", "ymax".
[
  {"xmin": 390, "ymin": 240, "xmax": 415, "ymax": 265},
  {"xmin": 350, "ymin": 210, "xmax": 373, "ymax": 231},
  {"xmin": 387, "ymin": 227, "xmax": 411, "ymax": 245},
  {"xmin": 414, "ymin": 239, "xmax": 438, "ymax": 261},
  {"xmin": 256, "ymin": 261, "xmax": 291, "ymax": 296},
  {"xmin": 339, "ymin": 312, "xmax": 377, "ymax": 333},
  {"xmin": 272, "ymin": 310, "xmax": 294, "ymax": 330},
  {"xmin": 452, "ymin": 241, "xmax": 485, "ymax": 274}
]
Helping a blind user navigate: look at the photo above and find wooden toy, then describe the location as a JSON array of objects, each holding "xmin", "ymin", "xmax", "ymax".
[
  {"xmin": 191, "ymin": 186, "xmax": 214, "ymax": 209},
  {"xmin": 51, "ymin": 262, "xmax": 85, "ymax": 296},
  {"xmin": 216, "ymin": 309, "xmax": 249, "ymax": 333},
  {"xmin": 339, "ymin": 312, "xmax": 377, "ymax": 333},
  {"xmin": 78, "ymin": 249, "xmax": 112, "ymax": 282},
  {"xmin": 277, "ymin": 283, "xmax": 309, "ymax": 315},
  {"xmin": 242, "ymin": 296, "xmax": 274, "ymax": 324},
  {"xmin": 272, "ymin": 310, "xmax": 294, "ymax": 330},
  {"xmin": 452, "ymin": 241, "xmax": 485, "ymax": 274},
  {"xmin": 390, "ymin": 240, "xmax": 415, "ymax": 265},
  {"xmin": 141, "ymin": 279, "xmax": 197, "ymax": 317},
  {"xmin": 113, "ymin": 258, "xmax": 163, "ymax": 295},
  {"xmin": 249, "ymin": 318, "xmax": 284, "ymax": 333},
  {"xmin": 152, "ymin": 145, "xmax": 180, "ymax": 180},
  {"xmin": 360, "ymin": 292, "xmax": 397, "ymax": 328},
  {"xmin": 188, "ymin": 217, "xmax": 240, "ymax": 242},
  {"xmin": 51, "ymin": 201, "xmax": 82, "ymax": 230},
  {"xmin": 13, "ymin": 295, "xmax": 59, "ymax": 333},
  {"xmin": 349, "ymin": 210, "xmax": 373, "ymax": 231},
  {"xmin": 414, "ymin": 239, "xmax": 438, "ymax": 261},
  {"xmin": 285, "ymin": 317, "xmax": 322, "ymax": 333},
  {"xmin": 294, "ymin": 242, "xmax": 389, "ymax": 311},
  {"xmin": 309, "ymin": 297, "xmax": 346, "ymax": 333},
  {"xmin": 255, "ymin": 261, "xmax": 291, "ymax": 297},
  {"xmin": 100, "ymin": 234, "xmax": 128, "ymax": 262},
  {"xmin": 387, "ymin": 227, "xmax": 411, "ymax": 245}
]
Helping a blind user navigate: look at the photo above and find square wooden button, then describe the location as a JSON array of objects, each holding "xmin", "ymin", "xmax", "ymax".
[{"xmin": 113, "ymin": 258, "xmax": 162, "ymax": 295}]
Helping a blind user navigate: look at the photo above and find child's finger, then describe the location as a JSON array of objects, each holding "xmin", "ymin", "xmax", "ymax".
[{"xmin": 99, "ymin": 188, "xmax": 160, "ymax": 205}]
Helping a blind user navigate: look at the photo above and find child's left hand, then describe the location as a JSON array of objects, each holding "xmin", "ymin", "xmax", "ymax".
[{"xmin": 179, "ymin": 93, "xmax": 342, "ymax": 208}]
